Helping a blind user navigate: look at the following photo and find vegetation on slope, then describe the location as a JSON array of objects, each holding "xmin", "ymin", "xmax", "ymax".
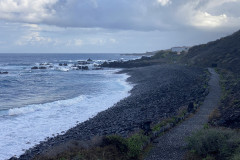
[
  {"xmin": 209, "ymin": 69, "xmax": 240, "ymax": 128},
  {"xmin": 183, "ymin": 30, "xmax": 240, "ymax": 73},
  {"xmin": 182, "ymin": 30, "xmax": 240, "ymax": 128},
  {"xmin": 186, "ymin": 128, "xmax": 240, "ymax": 160},
  {"xmin": 184, "ymin": 30, "xmax": 240, "ymax": 159},
  {"xmin": 101, "ymin": 50, "xmax": 181, "ymax": 68},
  {"xmin": 33, "ymin": 133, "xmax": 149, "ymax": 160}
]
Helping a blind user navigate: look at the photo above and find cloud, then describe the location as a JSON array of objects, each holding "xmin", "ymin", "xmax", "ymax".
[
  {"xmin": 0, "ymin": 0, "xmax": 57, "ymax": 23},
  {"xmin": 74, "ymin": 39, "xmax": 83, "ymax": 46},
  {"xmin": 193, "ymin": 12, "xmax": 227, "ymax": 28},
  {"xmin": 157, "ymin": 0, "xmax": 172, "ymax": 6},
  {"xmin": 16, "ymin": 32, "xmax": 52, "ymax": 45},
  {"xmin": 0, "ymin": 0, "xmax": 175, "ymax": 30},
  {"xmin": 22, "ymin": 24, "xmax": 42, "ymax": 30},
  {"xmin": 177, "ymin": 0, "xmax": 240, "ymax": 30},
  {"xmin": 109, "ymin": 38, "xmax": 117, "ymax": 43},
  {"xmin": 0, "ymin": 0, "xmax": 239, "ymax": 32}
]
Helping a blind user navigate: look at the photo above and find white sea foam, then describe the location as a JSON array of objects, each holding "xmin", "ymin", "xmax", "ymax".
[
  {"xmin": 55, "ymin": 67, "xmax": 70, "ymax": 72},
  {"xmin": 0, "ymin": 73, "xmax": 132, "ymax": 160},
  {"xmin": 8, "ymin": 96, "xmax": 85, "ymax": 116}
]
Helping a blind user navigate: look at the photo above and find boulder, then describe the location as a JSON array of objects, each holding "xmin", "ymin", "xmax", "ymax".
[
  {"xmin": 141, "ymin": 121, "xmax": 152, "ymax": 135},
  {"xmin": 0, "ymin": 71, "xmax": 8, "ymax": 74},
  {"xmin": 87, "ymin": 58, "xmax": 93, "ymax": 62},
  {"xmin": 31, "ymin": 66, "xmax": 38, "ymax": 69},
  {"xmin": 187, "ymin": 102, "xmax": 194, "ymax": 112},
  {"xmin": 39, "ymin": 66, "xmax": 47, "ymax": 69},
  {"xmin": 59, "ymin": 63, "xmax": 63, "ymax": 66},
  {"xmin": 63, "ymin": 63, "xmax": 68, "ymax": 66},
  {"xmin": 82, "ymin": 66, "xmax": 89, "ymax": 70}
]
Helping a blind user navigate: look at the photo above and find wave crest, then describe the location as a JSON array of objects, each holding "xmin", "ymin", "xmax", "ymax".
[{"xmin": 8, "ymin": 95, "xmax": 85, "ymax": 116}]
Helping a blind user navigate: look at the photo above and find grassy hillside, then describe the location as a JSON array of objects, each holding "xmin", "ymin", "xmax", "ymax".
[{"xmin": 184, "ymin": 30, "xmax": 240, "ymax": 73}]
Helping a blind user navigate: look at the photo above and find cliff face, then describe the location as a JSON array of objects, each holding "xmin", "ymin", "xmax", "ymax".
[{"xmin": 184, "ymin": 30, "xmax": 240, "ymax": 73}]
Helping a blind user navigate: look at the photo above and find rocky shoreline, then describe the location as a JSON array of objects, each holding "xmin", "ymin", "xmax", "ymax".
[{"xmin": 13, "ymin": 64, "xmax": 208, "ymax": 160}]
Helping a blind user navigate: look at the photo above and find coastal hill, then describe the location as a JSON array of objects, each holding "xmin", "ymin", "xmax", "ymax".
[{"xmin": 183, "ymin": 30, "xmax": 240, "ymax": 73}]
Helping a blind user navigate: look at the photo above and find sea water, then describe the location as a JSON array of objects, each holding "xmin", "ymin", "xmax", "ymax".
[{"xmin": 0, "ymin": 53, "xmax": 137, "ymax": 159}]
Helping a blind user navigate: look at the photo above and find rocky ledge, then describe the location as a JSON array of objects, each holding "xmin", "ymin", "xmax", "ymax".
[{"xmin": 14, "ymin": 64, "xmax": 209, "ymax": 160}]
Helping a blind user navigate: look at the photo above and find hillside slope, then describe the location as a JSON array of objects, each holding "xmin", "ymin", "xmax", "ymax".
[
  {"xmin": 184, "ymin": 30, "xmax": 240, "ymax": 73},
  {"xmin": 184, "ymin": 30, "xmax": 240, "ymax": 128}
]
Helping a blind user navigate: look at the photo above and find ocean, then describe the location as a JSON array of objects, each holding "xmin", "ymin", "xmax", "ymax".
[{"xmin": 0, "ymin": 53, "xmax": 137, "ymax": 159}]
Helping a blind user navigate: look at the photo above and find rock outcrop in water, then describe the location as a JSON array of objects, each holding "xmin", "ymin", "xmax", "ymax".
[
  {"xmin": 31, "ymin": 66, "xmax": 39, "ymax": 69},
  {"xmin": 0, "ymin": 71, "xmax": 8, "ymax": 74},
  {"xmin": 39, "ymin": 66, "xmax": 47, "ymax": 69}
]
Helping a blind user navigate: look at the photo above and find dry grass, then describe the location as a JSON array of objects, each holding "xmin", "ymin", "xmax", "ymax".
[
  {"xmin": 184, "ymin": 152, "xmax": 202, "ymax": 160},
  {"xmin": 208, "ymin": 108, "xmax": 221, "ymax": 122},
  {"xmin": 33, "ymin": 136, "xmax": 105, "ymax": 160}
]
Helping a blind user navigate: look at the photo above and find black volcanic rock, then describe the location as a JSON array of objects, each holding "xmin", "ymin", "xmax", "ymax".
[
  {"xmin": 82, "ymin": 66, "xmax": 89, "ymax": 70},
  {"xmin": 39, "ymin": 66, "xmax": 47, "ymax": 69},
  {"xmin": 0, "ymin": 71, "xmax": 8, "ymax": 74},
  {"xmin": 31, "ymin": 66, "xmax": 38, "ymax": 69}
]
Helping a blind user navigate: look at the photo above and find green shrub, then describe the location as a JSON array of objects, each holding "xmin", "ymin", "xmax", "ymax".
[
  {"xmin": 127, "ymin": 133, "xmax": 149, "ymax": 159},
  {"xmin": 102, "ymin": 135, "xmax": 128, "ymax": 153},
  {"xmin": 203, "ymin": 124, "xmax": 210, "ymax": 129},
  {"xmin": 186, "ymin": 128, "xmax": 240, "ymax": 160},
  {"xmin": 102, "ymin": 134, "xmax": 149, "ymax": 159},
  {"xmin": 231, "ymin": 146, "xmax": 240, "ymax": 160},
  {"xmin": 231, "ymin": 153, "xmax": 240, "ymax": 160},
  {"xmin": 152, "ymin": 117, "xmax": 177, "ymax": 131},
  {"xmin": 152, "ymin": 121, "xmax": 167, "ymax": 131},
  {"xmin": 203, "ymin": 155, "xmax": 215, "ymax": 160}
]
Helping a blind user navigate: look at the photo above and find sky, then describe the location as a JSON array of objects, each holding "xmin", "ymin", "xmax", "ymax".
[{"xmin": 0, "ymin": 0, "xmax": 240, "ymax": 53}]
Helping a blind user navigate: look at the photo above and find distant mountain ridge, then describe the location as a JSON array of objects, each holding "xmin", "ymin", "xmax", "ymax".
[{"xmin": 184, "ymin": 30, "xmax": 240, "ymax": 73}]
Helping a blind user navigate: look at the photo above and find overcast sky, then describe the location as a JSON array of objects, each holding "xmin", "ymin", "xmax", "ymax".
[{"xmin": 0, "ymin": 0, "xmax": 240, "ymax": 53}]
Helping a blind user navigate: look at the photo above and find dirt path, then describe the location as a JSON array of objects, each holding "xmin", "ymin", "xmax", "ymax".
[{"xmin": 144, "ymin": 68, "xmax": 221, "ymax": 160}]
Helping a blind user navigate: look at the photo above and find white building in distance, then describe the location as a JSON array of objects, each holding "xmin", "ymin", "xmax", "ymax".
[{"xmin": 171, "ymin": 46, "xmax": 190, "ymax": 54}]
